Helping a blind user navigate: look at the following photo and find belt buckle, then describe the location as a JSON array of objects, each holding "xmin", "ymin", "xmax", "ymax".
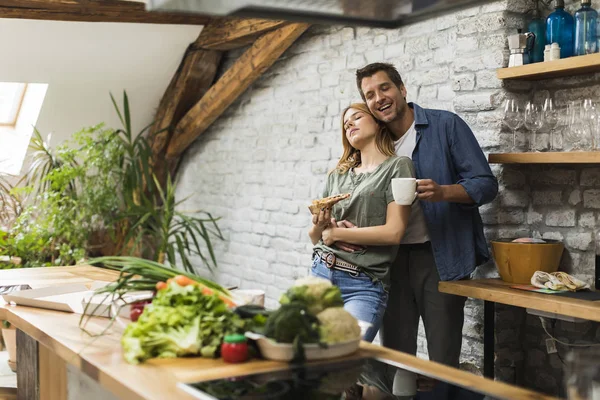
[{"xmin": 324, "ymin": 252, "xmax": 336, "ymax": 269}]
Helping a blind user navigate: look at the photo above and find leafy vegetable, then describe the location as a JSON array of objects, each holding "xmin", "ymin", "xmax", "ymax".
[
  {"xmin": 80, "ymin": 256, "xmax": 235, "ymax": 333},
  {"xmin": 121, "ymin": 281, "xmax": 245, "ymax": 364}
]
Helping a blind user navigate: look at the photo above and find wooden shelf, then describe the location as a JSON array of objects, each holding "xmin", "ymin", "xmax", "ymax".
[
  {"xmin": 496, "ymin": 53, "xmax": 600, "ymax": 80},
  {"xmin": 489, "ymin": 151, "xmax": 600, "ymax": 164}
]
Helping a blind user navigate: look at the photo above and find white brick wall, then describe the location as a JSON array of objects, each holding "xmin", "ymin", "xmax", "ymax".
[{"xmin": 176, "ymin": 0, "xmax": 600, "ymax": 381}]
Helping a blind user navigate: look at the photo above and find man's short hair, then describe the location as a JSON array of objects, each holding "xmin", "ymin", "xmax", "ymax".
[{"xmin": 356, "ymin": 63, "xmax": 404, "ymax": 101}]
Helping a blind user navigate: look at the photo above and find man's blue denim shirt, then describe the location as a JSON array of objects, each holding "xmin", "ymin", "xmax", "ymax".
[{"xmin": 410, "ymin": 103, "xmax": 498, "ymax": 281}]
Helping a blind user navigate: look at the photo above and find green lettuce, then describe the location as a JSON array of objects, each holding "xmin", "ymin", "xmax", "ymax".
[{"xmin": 121, "ymin": 282, "xmax": 245, "ymax": 364}]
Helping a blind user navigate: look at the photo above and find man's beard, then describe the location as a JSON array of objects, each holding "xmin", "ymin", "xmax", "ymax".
[{"xmin": 381, "ymin": 102, "xmax": 406, "ymax": 123}]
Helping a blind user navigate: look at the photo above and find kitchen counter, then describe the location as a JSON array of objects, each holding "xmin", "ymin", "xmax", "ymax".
[{"xmin": 1, "ymin": 267, "xmax": 556, "ymax": 400}]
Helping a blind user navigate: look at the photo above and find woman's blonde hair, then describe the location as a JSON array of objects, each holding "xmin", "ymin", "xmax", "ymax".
[{"xmin": 335, "ymin": 103, "xmax": 396, "ymax": 174}]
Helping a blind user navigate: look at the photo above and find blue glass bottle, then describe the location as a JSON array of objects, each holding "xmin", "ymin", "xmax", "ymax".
[
  {"xmin": 528, "ymin": 8, "xmax": 546, "ymax": 63},
  {"xmin": 546, "ymin": 0, "xmax": 575, "ymax": 58},
  {"xmin": 574, "ymin": 0, "xmax": 598, "ymax": 55}
]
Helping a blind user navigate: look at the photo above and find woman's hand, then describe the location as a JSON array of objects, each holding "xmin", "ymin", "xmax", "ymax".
[
  {"xmin": 308, "ymin": 208, "xmax": 333, "ymax": 246},
  {"xmin": 321, "ymin": 226, "xmax": 337, "ymax": 246},
  {"xmin": 333, "ymin": 220, "xmax": 366, "ymax": 252},
  {"xmin": 312, "ymin": 207, "xmax": 331, "ymax": 230}
]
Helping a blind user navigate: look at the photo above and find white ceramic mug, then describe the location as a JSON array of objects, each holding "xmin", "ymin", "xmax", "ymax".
[
  {"xmin": 392, "ymin": 368, "xmax": 417, "ymax": 397},
  {"xmin": 392, "ymin": 178, "xmax": 417, "ymax": 205}
]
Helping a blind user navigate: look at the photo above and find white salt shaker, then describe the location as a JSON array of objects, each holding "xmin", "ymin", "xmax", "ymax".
[
  {"xmin": 550, "ymin": 42, "xmax": 561, "ymax": 60},
  {"xmin": 544, "ymin": 44, "xmax": 552, "ymax": 62}
]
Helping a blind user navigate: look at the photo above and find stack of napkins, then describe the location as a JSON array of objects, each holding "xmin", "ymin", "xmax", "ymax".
[{"xmin": 531, "ymin": 271, "xmax": 590, "ymax": 292}]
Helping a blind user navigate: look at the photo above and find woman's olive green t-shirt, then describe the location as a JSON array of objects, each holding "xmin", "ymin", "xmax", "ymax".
[{"xmin": 313, "ymin": 156, "xmax": 415, "ymax": 283}]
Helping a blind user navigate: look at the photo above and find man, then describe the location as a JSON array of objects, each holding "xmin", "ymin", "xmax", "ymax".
[{"xmin": 340, "ymin": 62, "xmax": 498, "ymax": 369}]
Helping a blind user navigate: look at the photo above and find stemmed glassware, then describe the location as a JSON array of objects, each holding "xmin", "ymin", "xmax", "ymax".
[
  {"xmin": 524, "ymin": 102, "xmax": 543, "ymax": 152},
  {"xmin": 503, "ymin": 99, "xmax": 523, "ymax": 152},
  {"xmin": 504, "ymin": 97, "xmax": 600, "ymax": 152},
  {"xmin": 543, "ymin": 98, "xmax": 559, "ymax": 151},
  {"xmin": 582, "ymin": 99, "xmax": 598, "ymax": 150},
  {"xmin": 564, "ymin": 101, "xmax": 591, "ymax": 151}
]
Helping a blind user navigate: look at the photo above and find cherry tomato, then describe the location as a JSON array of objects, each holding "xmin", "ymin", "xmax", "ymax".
[
  {"xmin": 155, "ymin": 281, "xmax": 167, "ymax": 291},
  {"xmin": 129, "ymin": 299, "xmax": 152, "ymax": 322},
  {"xmin": 130, "ymin": 307, "xmax": 143, "ymax": 322}
]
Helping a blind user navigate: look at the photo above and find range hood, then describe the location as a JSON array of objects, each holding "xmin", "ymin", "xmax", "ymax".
[{"xmin": 146, "ymin": 0, "xmax": 491, "ymax": 28}]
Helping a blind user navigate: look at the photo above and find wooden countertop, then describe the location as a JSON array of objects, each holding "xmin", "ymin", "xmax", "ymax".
[
  {"xmin": 439, "ymin": 278, "xmax": 600, "ymax": 322},
  {"xmin": 1, "ymin": 267, "xmax": 557, "ymax": 400}
]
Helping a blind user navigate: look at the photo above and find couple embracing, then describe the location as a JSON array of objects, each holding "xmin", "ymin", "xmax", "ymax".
[{"xmin": 308, "ymin": 62, "xmax": 498, "ymax": 369}]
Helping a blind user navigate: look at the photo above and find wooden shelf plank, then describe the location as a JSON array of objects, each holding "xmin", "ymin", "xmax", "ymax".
[
  {"xmin": 489, "ymin": 151, "xmax": 600, "ymax": 164},
  {"xmin": 497, "ymin": 53, "xmax": 600, "ymax": 80},
  {"xmin": 439, "ymin": 279, "xmax": 600, "ymax": 323}
]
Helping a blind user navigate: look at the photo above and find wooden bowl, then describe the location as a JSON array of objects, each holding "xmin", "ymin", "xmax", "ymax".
[{"xmin": 491, "ymin": 239, "xmax": 564, "ymax": 284}]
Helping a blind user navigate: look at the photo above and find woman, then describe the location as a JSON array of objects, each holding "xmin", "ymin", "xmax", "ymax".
[{"xmin": 309, "ymin": 103, "xmax": 414, "ymax": 342}]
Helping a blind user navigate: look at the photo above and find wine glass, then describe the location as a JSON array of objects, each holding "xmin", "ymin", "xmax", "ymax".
[
  {"xmin": 543, "ymin": 98, "xmax": 559, "ymax": 151},
  {"xmin": 564, "ymin": 101, "xmax": 591, "ymax": 151},
  {"xmin": 524, "ymin": 102, "xmax": 543, "ymax": 152},
  {"xmin": 503, "ymin": 99, "xmax": 523, "ymax": 152},
  {"xmin": 582, "ymin": 99, "xmax": 598, "ymax": 150}
]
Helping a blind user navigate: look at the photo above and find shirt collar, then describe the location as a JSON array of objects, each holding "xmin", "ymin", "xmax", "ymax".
[{"xmin": 409, "ymin": 102, "xmax": 429, "ymax": 127}]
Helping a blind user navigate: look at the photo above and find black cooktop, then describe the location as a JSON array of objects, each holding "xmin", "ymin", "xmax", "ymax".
[{"xmin": 178, "ymin": 356, "xmax": 486, "ymax": 400}]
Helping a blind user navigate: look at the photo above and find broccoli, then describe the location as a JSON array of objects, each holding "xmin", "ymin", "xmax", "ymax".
[{"xmin": 263, "ymin": 303, "xmax": 320, "ymax": 344}]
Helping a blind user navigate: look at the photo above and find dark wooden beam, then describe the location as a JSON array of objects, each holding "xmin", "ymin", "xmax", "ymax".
[
  {"xmin": 150, "ymin": 44, "xmax": 222, "ymax": 159},
  {"xmin": 166, "ymin": 22, "xmax": 309, "ymax": 159},
  {"xmin": 195, "ymin": 18, "xmax": 289, "ymax": 50},
  {"xmin": 0, "ymin": 0, "xmax": 213, "ymax": 25}
]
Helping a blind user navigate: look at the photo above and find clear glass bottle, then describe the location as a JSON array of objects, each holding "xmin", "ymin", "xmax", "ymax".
[
  {"xmin": 575, "ymin": 0, "xmax": 599, "ymax": 55},
  {"xmin": 546, "ymin": 0, "xmax": 575, "ymax": 58},
  {"xmin": 529, "ymin": 7, "xmax": 546, "ymax": 63}
]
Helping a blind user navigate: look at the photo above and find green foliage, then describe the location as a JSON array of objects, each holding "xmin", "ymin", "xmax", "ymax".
[
  {"xmin": 1, "ymin": 92, "xmax": 223, "ymax": 272},
  {"xmin": 3, "ymin": 123, "xmax": 122, "ymax": 267},
  {"xmin": 0, "ymin": 175, "xmax": 22, "ymax": 230}
]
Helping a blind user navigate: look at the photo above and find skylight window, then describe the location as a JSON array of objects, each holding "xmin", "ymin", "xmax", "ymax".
[
  {"xmin": 0, "ymin": 83, "xmax": 47, "ymax": 176},
  {"xmin": 0, "ymin": 83, "xmax": 27, "ymax": 127}
]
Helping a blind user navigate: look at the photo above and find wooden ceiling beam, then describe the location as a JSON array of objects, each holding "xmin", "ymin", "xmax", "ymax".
[
  {"xmin": 150, "ymin": 45, "xmax": 222, "ymax": 159},
  {"xmin": 195, "ymin": 18, "xmax": 289, "ymax": 50},
  {"xmin": 166, "ymin": 22, "xmax": 310, "ymax": 159},
  {"xmin": 0, "ymin": 0, "xmax": 213, "ymax": 25}
]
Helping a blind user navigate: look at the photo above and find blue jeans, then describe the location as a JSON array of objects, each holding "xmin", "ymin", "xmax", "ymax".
[{"xmin": 310, "ymin": 256, "xmax": 388, "ymax": 342}]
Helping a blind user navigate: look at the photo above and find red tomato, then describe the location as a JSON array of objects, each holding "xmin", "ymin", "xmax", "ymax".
[
  {"xmin": 130, "ymin": 307, "xmax": 143, "ymax": 322},
  {"xmin": 129, "ymin": 299, "xmax": 151, "ymax": 322}
]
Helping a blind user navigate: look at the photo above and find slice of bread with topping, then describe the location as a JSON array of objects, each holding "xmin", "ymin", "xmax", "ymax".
[{"xmin": 308, "ymin": 193, "xmax": 351, "ymax": 215}]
